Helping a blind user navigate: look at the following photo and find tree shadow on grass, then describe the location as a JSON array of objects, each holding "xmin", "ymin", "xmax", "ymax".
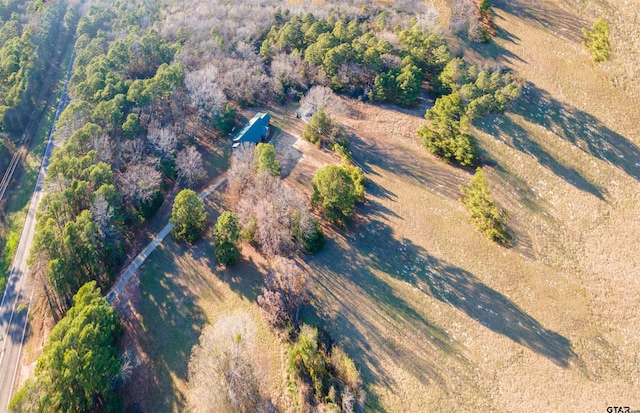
[
  {"xmin": 480, "ymin": 113, "xmax": 606, "ymax": 199},
  {"xmin": 420, "ymin": 258, "xmax": 574, "ymax": 366},
  {"xmin": 134, "ymin": 243, "xmax": 208, "ymax": 412},
  {"xmin": 219, "ymin": 253, "xmax": 267, "ymax": 303},
  {"xmin": 520, "ymin": 84, "xmax": 640, "ymax": 182},
  {"xmin": 306, "ymin": 233, "xmax": 456, "ymax": 412},
  {"xmin": 348, "ymin": 131, "xmax": 468, "ymax": 201},
  {"xmin": 467, "ymin": 29, "xmax": 528, "ymax": 66},
  {"xmin": 479, "ymin": 82, "xmax": 640, "ymax": 197},
  {"xmin": 354, "ymin": 218, "xmax": 575, "ymax": 367},
  {"xmin": 493, "ymin": 0, "xmax": 588, "ymax": 43}
]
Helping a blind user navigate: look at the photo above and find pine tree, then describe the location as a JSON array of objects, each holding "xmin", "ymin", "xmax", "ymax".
[
  {"xmin": 213, "ymin": 211, "xmax": 242, "ymax": 266},
  {"xmin": 170, "ymin": 189, "xmax": 208, "ymax": 244},
  {"xmin": 459, "ymin": 168, "xmax": 509, "ymax": 244}
]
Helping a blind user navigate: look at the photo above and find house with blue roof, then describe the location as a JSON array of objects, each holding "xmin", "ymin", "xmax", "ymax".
[{"xmin": 232, "ymin": 112, "xmax": 271, "ymax": 149}]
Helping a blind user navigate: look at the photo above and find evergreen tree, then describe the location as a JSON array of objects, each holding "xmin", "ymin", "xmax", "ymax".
[
  {"xmin": 311, "ymin": 165, "xmax": 359, "ymax": 226},
  {"xmin": 255, "ymin": 143, "xmax": 281, "ymax": 177},
  {"xmin": 583, "ymin": 19, "xmax": 610, "ymax": 63},
  {"xmin": 10, "ymin": 282, "xmax": 122, "ymax": 412},
  {"xmin": 170, "ymin": 189, "xmax": 208, "ymax": 244},
  {"xmin": 459, "ymin": 168, "xmax": 509, "ymax": 244},
  {"xmin": 213, "ymin": 211, "xmax": 242, "ymax": 266}
]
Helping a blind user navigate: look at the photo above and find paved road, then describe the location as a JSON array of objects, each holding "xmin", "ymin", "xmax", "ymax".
[
  {"xmin": 107, "ymin": 176, "xmax": 227, "ymax": 302},
  {"xmin": 0, "ymin": 51, "xmax": 75, "ymax": 411}
]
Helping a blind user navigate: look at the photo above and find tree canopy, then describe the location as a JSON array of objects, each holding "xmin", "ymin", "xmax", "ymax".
[
  {"xmin": 213, "ymin": 211, "xmax": 242, "ymax": 266},
  {"xmin": 418, "ymin": 61, "xmax": 520, "ymax": 167},
  {"xmin": 311, "ymin": 165, "xmax": 362, "ymax": 226},
  {"xmin": 583, "ymin": 18, "xmax": 611, "ymax": 63},
  {"xmin": 459, "ymin": 167, "xmax": 509, "ymax": 244},
  {"xmin": 255, "ymin": 143, "xmax": 281, "ymax": 177},
  {"xmin": 171, "ymin": 189, "xmax": 208, "ymax": 244},
  {"xmin": 10, "ymin": 281, "xmax": 122, "ymax": 413}
]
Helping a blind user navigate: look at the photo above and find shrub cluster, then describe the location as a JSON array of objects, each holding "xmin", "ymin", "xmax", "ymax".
[
  {"xmin": 419, "ymin": 58, "xmax": 521, "ymax": 167},
  {"xmin": 288, "ymin": 325, "xmax": 365, "ymax": 413}
]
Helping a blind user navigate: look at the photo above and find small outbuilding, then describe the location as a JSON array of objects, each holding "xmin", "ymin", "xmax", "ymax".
[{"xmin": 232, "ymin": 112, "xmax": 271, "ymax": 149}]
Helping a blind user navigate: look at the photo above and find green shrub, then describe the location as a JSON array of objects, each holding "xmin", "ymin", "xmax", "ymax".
[
  {"xmin": 302, "ymin": 107, "xmax": 349, "ymax": 154},
  {"xmin": 288, "ymin": 325, "xmax": 328, "ymax": 398},
  {"xmin": 583, "ymin": 18, "xmax": 611, "ymax": 63},
  {"xmin": 459, "ymin": 167, "xmax": 509, "ymax": 244},
  {"xmin": 287, "ymin": 324, "xmax": 365, "ymax": 411},
  {"xmin": 311, "ymin": 165, "xmax": 361, "ymax": 226},
  {"xmin": 302, "ymin": 106, "xmax": 331, "ymax": 146}
]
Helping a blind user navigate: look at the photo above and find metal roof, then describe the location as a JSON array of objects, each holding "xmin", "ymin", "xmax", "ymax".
[{"xmin": 232, "ymin": 112, "xmax": 270, "ymax": 143}]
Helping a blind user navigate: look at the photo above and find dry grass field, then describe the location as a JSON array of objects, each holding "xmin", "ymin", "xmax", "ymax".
[{"xmin": 117, "ymin": 0, "xmax": 640, "ymax": 411}]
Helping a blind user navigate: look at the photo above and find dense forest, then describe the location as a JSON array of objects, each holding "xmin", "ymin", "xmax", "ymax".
[
  {"xmin": 0, "ymin": 0, "xmax": 80, "ymax": 292},
  {"xmin": 0, "ymin": 0, "xmax": 78, "ymax": 132}
]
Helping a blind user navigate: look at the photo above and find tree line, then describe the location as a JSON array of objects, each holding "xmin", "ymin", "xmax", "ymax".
[{"xmin": 0, "ymin": 0, "xmax": 78, "ymax": 132}]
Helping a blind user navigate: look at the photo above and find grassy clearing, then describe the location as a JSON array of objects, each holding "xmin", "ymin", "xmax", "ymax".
[{"xmin": 120, "ymin": 192, "xmax": 284, "ymax": 412}]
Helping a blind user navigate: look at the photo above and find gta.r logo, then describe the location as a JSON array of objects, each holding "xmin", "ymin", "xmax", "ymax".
[{"xmin": 607, "ymin": 407, "xmax": 630, "ymax": 413}]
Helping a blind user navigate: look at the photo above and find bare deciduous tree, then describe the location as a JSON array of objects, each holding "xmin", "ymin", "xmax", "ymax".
[
  {"xmin": 253, "ymin": 198, "xmax": 294, "ymax": 257},
  {"xmin": 176, "ymin": 146, "xmax": 206, "ymax": 187},
  {"xmin": 147, "ymin": 121, "xmax": 178, "ymax": 157},
  {"xmin": 231, "ymin": 148, "xmax": 318, "ymax": 257},
  {"xmin": 381, "ymin": 53, "xmax": 402, "ymax": 71},
  {"xmin": 270, "ymin": 52, "xmax": 308, "ymax": 93},
  {"xmin": 120, "ymin": 138, "xmax": 147, "ymax": 166},
  {"xmin": 90, "ymin": 194, "xmax": 115, "ymax": 241},
  {"xmin": 91, "ymin": 134, "xmax": 114, "ymax": 163},
  {"xmin": 258, "ymin": 257, "xmax": 309, "ymax": 330},
  {"xmin": 219, "ymin": 58, "xmax": 270, "ymax": 106},
  {"xmin": 118, "ymin": 162, "xmax": 162, "ymax": 204},
  {"xmin": 185, "ymin": 64, "xmax": 227, "ymax": 119},
  {"xmin": 450, "ymin": 0, "xmax": 475, "ymax": 34},
  {"xmin": 228, "ymin": 143, "xmax": 256, "ymax": 196},
  {"xmin": 187, "ymin": 313, "xmax": 275, "ymax": 413},
  {"xmin": 299, "ymin": 85, "xmax": 349, "ymax": 119}
]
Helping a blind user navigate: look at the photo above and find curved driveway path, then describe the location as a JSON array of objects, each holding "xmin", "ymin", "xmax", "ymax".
[{"xmin": 106, "ymin": 175, "xmax": 227, "ymax": 302}]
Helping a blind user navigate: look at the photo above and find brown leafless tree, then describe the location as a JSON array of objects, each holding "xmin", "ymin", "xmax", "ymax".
[
  {"xmin": 90, "ymin": 194, "xmax": 115, "ymax": 241},
  {"xmin": 147, "ymin": 121, "xmax": 178, "ymax": 157},
  {"xmin": 299, "ymin": 85, "xmax": 348, "ymax": 117},
  {"xmin": 258, "ymin": 256, "xmax": 309, "ymax": 330},
  {"xmin": 270, "ymin": 52, "xmax": 308, "ymax": 95},
  {"xmin": 187, "ymin": 313, "xmax": 276, "ymax": 413},
  {"xmin": 184, "ymin": 64, "xmax": 228, "ymax": 119},
  {"xmin": 176, "ymin": 146, "xmax": 206, "ymax": 187},
  {"xmin": 219, "ymin": 58, "xmax": 270, "ymax": 106},
  {"xmin": 228, "ymin": 143, "xmax": 256, "ymax": 196},
  {"xmin": 90, "ymin": 134, "xmax": 114, "ymax": 163},
  {"xmin": 118, "ymin": 162, "xmax": 162, "ymax": 204},
  {"xmin": 120, "ymin": 138, "xmax": 147, "ymax": 166}
]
